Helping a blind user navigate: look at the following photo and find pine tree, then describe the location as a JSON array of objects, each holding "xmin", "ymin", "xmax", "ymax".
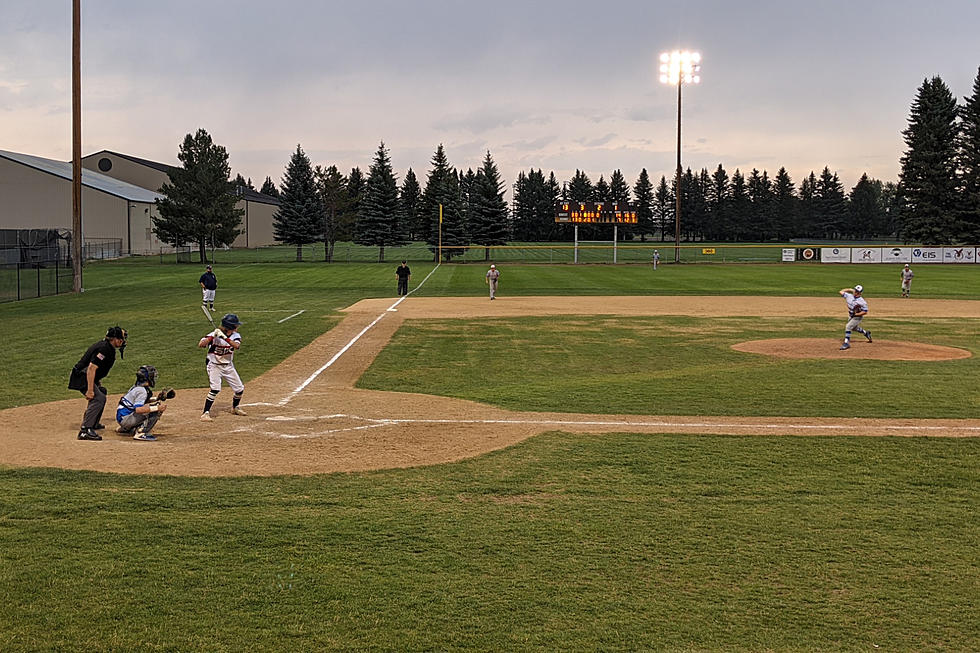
[
  {"xmin": 747, "ymin": 168, "xmax": 774, "ymax": 240},
  {"xmin": 260, "ymin": 176, "xmax": 280, "ymax": 198},
  {"xmin": 469, "ymin": 150, "xmax": 509, "ymax": 260},
  {"xmin": 594, "ymin": 176, "xmax": 611, "ymax": 202},
  {"xmin": 632, "ymin": 169, "xmax": 655, "ymax": 241},
  {"xmin": 567, "ymin": 170, "xmax": 594, "ymax": 202},
  {"xmin": 814, "ymin": 167, "xmax": 848, "ymax": 239},
  {"xmin": 848, "ymin": 174, "xmax": 884, "ymax": 238},
  {"xmin": 772, "ymin": 168, "xmax": 798, "ymax": 240},
  {"xmin": 338, "ymin": 167, "xmax": 364, "ymax": 242},
  {"xmin": 959, "ymin": 66, "xmax": 980, "ymax": 242},
  {"xmin": 653, "ymin": 176, "xmax": 673, "ymax": 242},
  {"xmin": 314, "ymin": 164, "xmax": 348, "ymax": 262},
  {"xmin": 422, "ymin": 145, "xmax": 466, "ymax": 260},
  {"xmin": 154, "ymin": 128, "xmax": 244, "ymax": 263},
  {"xmin": 728, "ymin": 170, "xmax": 750, "ymax": 241},
  {"xmin": 799, "ymin": 172, "xmax": 817, "ymax": 238},
  {"xmin": 355, "ymin": 141, "xmax": 404, "ymax": 262},
  {"xmin": 898, "ymin": 76, "xmax": 960, "ymax": 244},
  {"xmin": 707, "ymin": 164, "xmax": 729, "ymax": 240},
  {"xmin": 272, "ymin": 144, "xmax": 323, "ymax": 262},
  {"xmin": 399, "ymin": 168, "xmax": 423, "ymax": 241}
]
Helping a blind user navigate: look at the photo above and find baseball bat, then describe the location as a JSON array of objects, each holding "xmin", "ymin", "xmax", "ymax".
[{"xmin": 201, "ymin": 305, "xmax": 215, "ymax": 326}]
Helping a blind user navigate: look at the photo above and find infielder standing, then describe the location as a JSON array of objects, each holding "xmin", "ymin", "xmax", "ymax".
[
  {"xmin": 199, "ymin": 264, "xmax": 217, "ymax": 311},
  {"xmin": 900, "ymin": 264, "xmax": 914, "ymax": 298},
  {"xmin": 652, "ymin": 249, "xmax": 660, "ymax": 270},
  {"xmin": 839, "ymin": 285, "xmax": 872, "ymax": 350},
  {"xmin": 485, "ymin": 264, "xmax": 500, "ymax": 300},
  {"xmin": 198, "ymin": 313, "xmax": 246, "ymax": 421}
]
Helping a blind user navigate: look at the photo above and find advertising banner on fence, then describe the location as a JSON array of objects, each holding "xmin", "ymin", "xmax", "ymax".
[
  {"xmin": 851, "ymin": 247, "xmax": 882, "ymax": 263},
  {"xmin": 782, "ymin": 248, "xmax": 795, "ymax": 261},
  {"xmin": 942, "ymin": 247, "xmax": 976, "ymax": 263},
  {"xmin": 820, "ymin": 247, "xmax": 851, "ymax": 263},
  {"xmin": 797, "ymin": 247, "xmax": 818, "ymax": 261},
  {"xmin": 882, "ymin": 247, "xmax": 912, "ymax": 263},
  {"xmin": 911, "ymin": 247, "xmax": 942, "ymax": 263}
]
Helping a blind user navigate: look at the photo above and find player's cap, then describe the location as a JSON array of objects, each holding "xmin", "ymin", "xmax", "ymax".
[
  {"xmin": 490, "ymin": 264, "xmax": 495, "ymax": 269},
  {"xmin": 206, "ymin": 264, "xmax": 212, "ymax": 269},
  {"xmin": 854, "ymin": 284, "xmax": 863, "ymax": 293},
  {"xmin": 904, "ymin": 264, "xmax": 910, "ymax": 268}
]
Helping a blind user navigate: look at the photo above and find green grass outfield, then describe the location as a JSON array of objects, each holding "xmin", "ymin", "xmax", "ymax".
[{"xmin": 1, "ymin": 260, "xmax": 978, "ymax": 650}]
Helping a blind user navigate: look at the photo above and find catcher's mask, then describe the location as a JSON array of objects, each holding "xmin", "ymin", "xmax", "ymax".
[
  {"xmin": 221, "ymin": 313, "xmax": 242, "ymax": 329},
  {"xmin": 106, "ymin": 326, "xmax": 128, "ymax": 359},
  {"xmin": 136, "ymin": 365, "xmax": 157, "ymax": 388}
]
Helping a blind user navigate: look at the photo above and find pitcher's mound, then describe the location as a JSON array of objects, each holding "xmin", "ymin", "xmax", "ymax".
[{"xmin": 732, "ymin": 338, "xmax": 971, "ymax": 361}]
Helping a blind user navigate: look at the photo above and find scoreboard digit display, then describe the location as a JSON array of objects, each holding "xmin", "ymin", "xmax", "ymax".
[
  {"xmin": 555, "ymin": 202, "xmax": 636, "ymax": 224},
  {"xmin": 555, "ymin": 202, "xmax": 637, "ymax": 224}
]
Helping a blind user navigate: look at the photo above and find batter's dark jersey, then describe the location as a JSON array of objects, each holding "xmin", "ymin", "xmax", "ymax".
[{"xmin": 69, "ymin": 340, "xmax": 116, "ymax": 390}]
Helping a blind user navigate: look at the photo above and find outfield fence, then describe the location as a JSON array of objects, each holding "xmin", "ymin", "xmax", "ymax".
[{"xmin": 152, "ymin": 241, "xmax": 971, "ymax": 266}]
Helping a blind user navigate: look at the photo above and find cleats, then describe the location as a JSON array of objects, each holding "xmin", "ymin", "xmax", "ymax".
[
  {"xmin": 200, "ymin": 412, "xmax": 213, "ymax": 422},
  {"xmin": 133, "ymin": 432, "xmax": 156, "ymax": 441},
  {"xmin": 231, "ymin": 406, "xmax": 247, "ymax": 416},
  {"xmin": 839, "ymin": 343, "xmax": 850, "ymax": 351},
  {"xmin": 77, "ymin": 428, "xmax": 102, "ymax": 441},
  {"xmin": 864, "ymin": 331, "xmax": 872, "ymax": 343}
]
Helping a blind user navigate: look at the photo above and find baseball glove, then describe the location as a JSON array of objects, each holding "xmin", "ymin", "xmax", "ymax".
[{"xmin": 152, "ymin": 387, "xmax": 176, "ymax": 403}]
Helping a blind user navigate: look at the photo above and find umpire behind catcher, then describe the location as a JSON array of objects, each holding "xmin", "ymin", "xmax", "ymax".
[{"xmin": 68, "ymin": 326, "xmax": 127, "ymax": 441}]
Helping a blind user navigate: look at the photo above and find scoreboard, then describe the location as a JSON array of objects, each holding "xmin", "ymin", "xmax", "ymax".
[{"xmin": 555, "ymin": 201, "xmax": 637, "ymax": 224}]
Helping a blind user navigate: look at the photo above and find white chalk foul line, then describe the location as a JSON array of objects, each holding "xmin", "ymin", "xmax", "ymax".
[
  {"xmin": 252, "ymin": 413, "xmax": 980, "ymax": 438},
  {"xmin": 277, "ymin": 310, "xmax": 305, "ymax": 323},
  {"xmin": 276, "ymin": 264, "xmax": 440, "ymax": 406}
]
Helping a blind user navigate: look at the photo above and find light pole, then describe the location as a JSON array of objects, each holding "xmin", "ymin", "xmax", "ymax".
[{"xmin": 659, "ymin": 50, "xmax": 700, "ymax": 263}]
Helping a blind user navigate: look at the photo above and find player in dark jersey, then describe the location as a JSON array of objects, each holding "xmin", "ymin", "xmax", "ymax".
[{"xmin": 68, "ymin": 326, "xmax": 127, "ymax": 440}]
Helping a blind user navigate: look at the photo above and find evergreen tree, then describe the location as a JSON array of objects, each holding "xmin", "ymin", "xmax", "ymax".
[
  {"xmin": 338, "ymin": 167, "xmax": 364, "ymax": 242},
  {"xmin": 632, "ymin": 169, "xmax": 655, "ymax": 241},
  {"xmin": 154, "ymin": 128, "xmax": 244, "ymax": 263},
  {"xmin": 772, "ymin": 168, "xmax": 798, "ymax": 240},
  {"xmin": 898, "ymin": 76, "xmax": 960, "ymax": 244},
  {"xmin": 399, "ymin": 168, "xmax": 424, "ymax": 241},
  {"xmin": 848, "ymin": 174, "xmax": 885, "ymax": 238},
  {"xmin": 881, "ymin": 182, "xmax": 903, "ymax": 237},
  {"xmin": 653, "ymin": 176, "xmax": 674, "ymax": 241},
  {"xmin": 747, "ymin": 168, "xmax": 774, "ymax": 240},
  {"xmin": 684, "ymin": 167, "xmax": 708, "ymax": 242},
  {"xmin": 707, "ymin": 164, "xmax": 729, "ymax": 240},
  {"xmin": 422, "ymin": 145, "xmax": 466, "ymax": 260},
  {"xmin": 355, "ymin": 141, "xmax": 405, "ymax": 262},
  {"xmin": 594, "ymin": 175, "xmax": 611, "ymax": 203},
  {"xmin": 567, "ymin": 170, "xmax": 594, "ymax": 202},
  {"xmin": 813, "ymin": 167, "xmax": 848, "ymax": 239},
  {"xmin": 470, "ymin": 150, "xmax": 509, "ymax": 260},
  {"xmin": 798, "ymin": 172, "xmax": 817, "ymax": 238},
  {"xmin": 273, "ymin": 144, "xmax": 323, "ymax": 261},
  {"xmin": 728, "ymin": 170, "xmax": 750, "ymax": 241},
  {"xmin": 959, "ymin": 66, "xmax": 980, "ymax": 242},
  {"xmin": 260, "ymin": 176, "xmax": 280, "ymax": 197},
  {"xmin": 314, "ymin": 164, "xmax": 348, "ymax": 262}
]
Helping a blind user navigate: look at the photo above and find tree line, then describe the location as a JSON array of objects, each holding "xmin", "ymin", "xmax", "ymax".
[{"xmin": 153, "ymin": 67, "xmax": 980, "ymax": 261}]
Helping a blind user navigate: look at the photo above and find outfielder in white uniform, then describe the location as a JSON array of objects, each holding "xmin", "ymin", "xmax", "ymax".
[
  {"xmin": 900, "ymin": 264, "xmax": 914, "ymax": 298},
  {"xmin": 198, "ymin": 313, "xmax": 246, "ymax": 421},
  {"xmin": 839, "ymin": 285, "xmax": 872, "ymax": 351}
]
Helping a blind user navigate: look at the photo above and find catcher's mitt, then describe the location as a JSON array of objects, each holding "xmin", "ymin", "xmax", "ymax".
[{"xmin": 152, "ymin": 387, "xmax": 176, "ymax": 404}]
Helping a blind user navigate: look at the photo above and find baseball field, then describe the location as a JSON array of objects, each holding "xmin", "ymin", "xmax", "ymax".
[{"xmin": 0, "ymin": 257, "xmax": 978, "ymax": 650}]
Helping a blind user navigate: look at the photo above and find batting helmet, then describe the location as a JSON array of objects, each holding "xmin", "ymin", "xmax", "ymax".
[
  {"xmin": 221, "ymin": 313, "xmax": 242, "ymax": 329},
  {"xmin": 136, "ymin": 364, "xmax": 157, "ymax": 388}
]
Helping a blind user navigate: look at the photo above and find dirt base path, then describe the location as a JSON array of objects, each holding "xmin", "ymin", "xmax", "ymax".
[{"xmin": 1, "ymin": 296, "xmax": 977, "ymax": 477}]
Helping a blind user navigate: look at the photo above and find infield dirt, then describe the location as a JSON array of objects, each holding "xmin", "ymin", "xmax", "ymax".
[{"xmin": 1, "ymin": 296, "xmax": 976, "ymax": 476}]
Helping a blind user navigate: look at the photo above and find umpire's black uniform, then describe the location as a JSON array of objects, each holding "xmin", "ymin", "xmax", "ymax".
[{"xmin": 69, "ymin": 326, "xmax": 126, "ymax": 441}]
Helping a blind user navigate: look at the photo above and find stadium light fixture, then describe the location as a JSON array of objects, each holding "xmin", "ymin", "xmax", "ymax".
[{"xmin": 659, "ymin": 50, "xmax": 701, "ymax": 263}]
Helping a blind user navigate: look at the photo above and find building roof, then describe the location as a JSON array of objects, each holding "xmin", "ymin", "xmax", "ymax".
[
  {"xmin": 85, "ymin": 149, "xmax": 281, "ymax": 206},
  {"xmin": 1, "ymin": 150, "xmax": 164, "ymax": 203}
]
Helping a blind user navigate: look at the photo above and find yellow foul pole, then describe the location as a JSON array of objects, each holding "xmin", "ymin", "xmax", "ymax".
[{"xmin": 438, "ymin": 203, "xmax": 443, "ymax": 263}]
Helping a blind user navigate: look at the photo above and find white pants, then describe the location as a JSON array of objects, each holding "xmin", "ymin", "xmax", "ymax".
[
  {"xmin": 202, "ymin": 289, "xmax": 215, "ymax": 304},
  {"xmin": 207, "ymin": 361, "xmax": 244, "ymax": 393}
]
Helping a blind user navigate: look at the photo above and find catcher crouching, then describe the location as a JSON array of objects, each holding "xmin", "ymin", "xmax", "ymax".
[{"xmin": 115, "ymin": 365, "xmax": 175, "ymax": 441}]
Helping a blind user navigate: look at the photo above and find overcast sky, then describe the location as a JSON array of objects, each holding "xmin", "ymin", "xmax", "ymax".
[{"xmin": 2, "ymin": 0, "xmax": 980, "ymax": 196}]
